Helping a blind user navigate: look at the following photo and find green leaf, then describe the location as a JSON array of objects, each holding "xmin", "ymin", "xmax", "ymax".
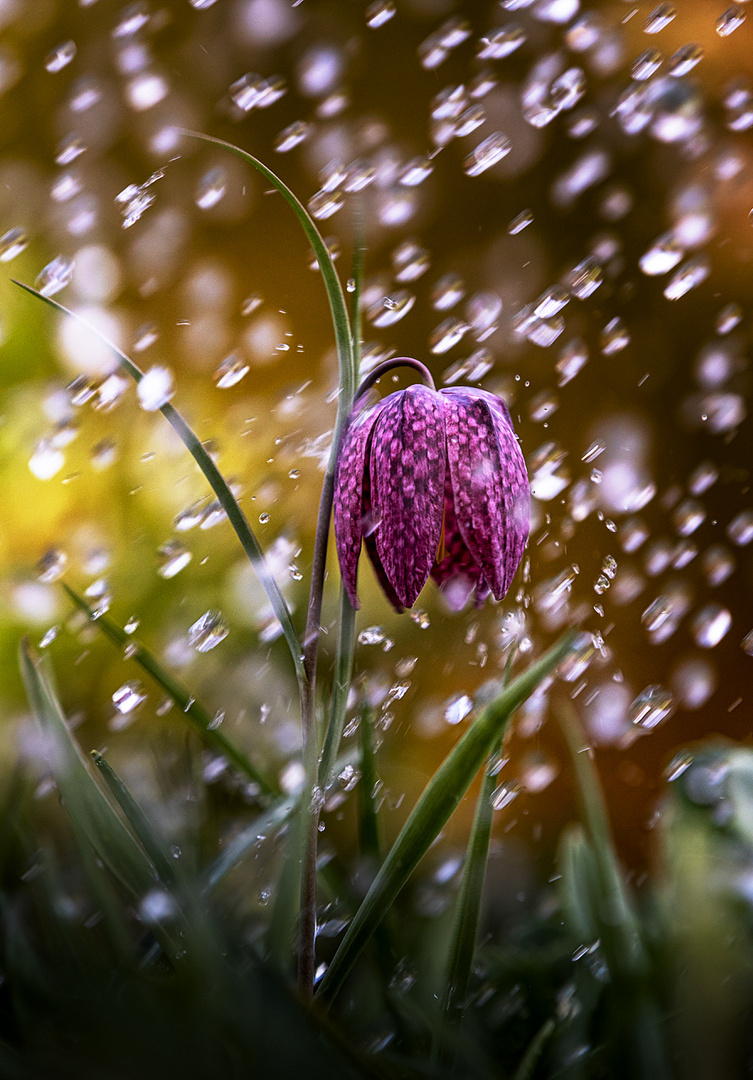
[
  {"xmin": 316, "ymin": 632, "xmax": 576, "ymax": 1004},
  {"xmin": 63, "ymin": 584, "xmax": 277, "ymax": 796},
  {"xmin": 12, "ymin": 280, "xmax": 304, "ymax": 688}
]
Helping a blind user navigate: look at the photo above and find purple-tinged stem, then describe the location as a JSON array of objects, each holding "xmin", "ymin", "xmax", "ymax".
[{"xmin": 354, "ymin": 356, "xmax": 436, "ymax": 402}]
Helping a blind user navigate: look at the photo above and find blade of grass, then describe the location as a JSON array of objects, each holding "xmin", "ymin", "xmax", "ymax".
[
  {"xmin": 434, "ymin": 653, "xmax": 518, "ymax": 1061},
  {"xmin": 12, "ymin": 280, "xmax": 304, "ymax": 689},
  {"xmin": 201, "ymin": 746, "xmax": 359, "ymax": 895},
  {"xmin": 90, "ymin": 751, "xmax": 181, "ymax": 890},
  {"xmin": 19, "ymin": 637, "xmax": 158, "ymax": 899},
  {"xmin": 512, "ymin": 1018, "xmax": 556, "ymax": 1080},
  {"xmin": 63, "ymin": 584, "xmax": 277, "ymax": 796},
  {"xmin": 558, "ymin": 703, "xmax": 670, "ymax": 1080},
  {"xmin": 316, "ymin": 632, "xmax": 576, "ymax": 1004}
]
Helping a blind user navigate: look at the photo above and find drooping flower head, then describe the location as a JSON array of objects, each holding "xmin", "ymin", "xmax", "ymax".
[{"xmin": 334, "ymin": 358, "xmax": 530, "ymax": 612}]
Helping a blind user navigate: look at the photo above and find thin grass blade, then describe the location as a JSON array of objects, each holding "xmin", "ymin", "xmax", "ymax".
[
  {"xmin": 437, "ymin": 648, "xmax": 518, "ymax": 1052},
  {"xmin": 19, "ymin": 638, "xmax": 157, "ymax": 898},
  {"xmin": 316, "ymin": 632, "xmax": 575, "ymax": 1004},
  {"xmin": 12, "ymin": 280, "xmax": 304, "ymax": 687},
  {"xmin": 63, "ymin": 584, "xmax": 277, "ymax": 795}
]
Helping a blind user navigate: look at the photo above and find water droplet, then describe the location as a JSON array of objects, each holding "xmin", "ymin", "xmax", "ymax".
[
  {"xmin": 691, "ymin": 602, "xmax": 732, "ymax": 648},
  {"xmin": 188, "ymin": 610, "xmax": 229, "ymax": 652},
  {"xmin": 214, "ymin": 353, "xmax": 250, "ymax": 389},
  {"xmin": 274, "ymin": 120, "xmax": 310, "ymax": 153},
  {"xmin": 479, "ymin": 23, "xmax": 526, "ymax": 60},
  {"xmin": 137, "ymin": 366, "xmax": 174, "ymax": 411},
  {"xmin": 444, "ymin": 693, "xmax": 472, "ymax": 725},
  {"xmin": 410, "ymin": 608, "xmax": 431, "ymax": 629},
  {"xmin": 195, "ymin": 167, "xmax": 227, "ymax": 210},
  {"xmin": 112, "ymin": 680, "xmax": 147, "ymax": 714},
  {"xmin": 157, "ymin": 539, "xmax": 192, "ymax": 579},
  {"xmin": 35, "ymin": 255, "xmax": 73, "ymax": 297},
  {"xmin": 565, "ymin": 257, "xmax": 603, "ymax": 299},
  {"xmin": 258, "ymin": 512, "xmax": 270, "ymax": 525},
  {"xmin": 600, "ymin": 317, "xmax": 630, "ymax": 355},
  {"xmin": 45, "ymin": 40, "xmax": 76, "ymax": 73},
  {"xmin": 432, "ymin": 273, "xmax": 465, "ymax": 311},
  {"xmin": 632, "ymin": 48, "xmax": 663, "ymax": 81},
  {"xmin": 29, "ymin": 440, "xmax": 65, "ymax": 481},
  {"xmin": 358, "ymin": 626, "xmax": 386, "ymax": 646},
  {"xmin": 430, "ymin": 316, "xmax": 470, "ymax": 354},
  {"xmin": 555, "ymin": 338, "xmax": 588, "ymax": 386},
  {"xmin": 673, "ymin": 498, "xmax": 706, "ymax": 536},
  {"xmin": 630, "ymin": 685, "xmax": 673, "ymax": 729},
  {"xmin": 307, "ymin": 188, "xmax": 344, "ymax": 221},
  {"xmin": 138, "ymin": 889, "xmax": 176, "ymax": 924},
  {"xmin": 644, "ymin": 3, "xmax": 675, "ymax": 33},
  {"xmin": 491, "ymin": 780, "xmax": 521, "ymax": 810},
  {"xmin": 37, "ymin": 549, "xmax": 67, "ymax": 583},
  {"xmin": 0, "ymin": 227, "xmax": 28, "ymax": 263},
  {"xmin": 701, "ymin": 543, "xmax": 735, "ymax": 587},
  {"xmin": 366, "ymin": 0, "xmax": 396, "ymax": 27},
  {"xmin": 741, "ymin": 630, "xmax": 753, "ymax": 656},
  {"xmin": 668, "ymin": 43, "xmax": 703, "ymax": 77},
  {"xmin": 639, "ymin": 232, "xmax": 684, "ymax": 276},
  {"xmin": 508, "ymin": 208, "xmax": 534, "ymax": 235},
  {"xmin": 371, "ymin": 290, "xmax": 415, "ymax": 328},
  {"xmin": 664, "ymin": 751, "xmax": 693, "ymax": 781},
  {"xmin": 464, "ymin": 132, "xmax": 512, "ymax": 176},
  {"xmin": 663, "ymin": 256, "xmax": 710, "ymax": 300},
  {"xmin": 727, "ymin": 509, "xmax": 753, "ymax": 546},
  {"xmin": 559, "ymin": 632, "xmax": 596, "ymax": 682},
  {"xmin": 241, "ymin": 293, "xmax": 263, "ymax": 316},
  {"xmin": 716, "ymin": 3, "xmax": 746, "ymax": 37}
]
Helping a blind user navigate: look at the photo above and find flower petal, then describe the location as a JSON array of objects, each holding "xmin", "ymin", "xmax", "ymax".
[
  {"xmin": 333, "ymin": 398, "xmax": 388, "ymax": 608},
  {"xmin": 431, "ymin": 464, "xmax": 484, "ymax": 610},
  {"xmin": 369, "ymin": 386, "xmax": 446, "ymax": 608},
  {"xmin": 440, "ymin": 388, "xmax": 530, "ymax": 601}
]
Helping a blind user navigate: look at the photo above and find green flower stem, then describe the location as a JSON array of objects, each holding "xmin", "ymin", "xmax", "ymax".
[
  {"xmin": 12, "ymin": 281, "xmax": 305, "ymax": 692},
  {"xmin": 62, "ymin": 584, "xmax": 277, "ymax": 796}
]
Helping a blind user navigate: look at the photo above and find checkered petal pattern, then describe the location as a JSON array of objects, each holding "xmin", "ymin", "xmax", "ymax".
[
  {"xmin": 333, "ymin": 397, "xmax": 388, "ymax": 609},
  {"xmin": 368, "ymin": 386, "xmax": 446, "ymax": 609},
  {"xmin": 439, "ymin": 387, "xmax": 530, "ymax": 602}
]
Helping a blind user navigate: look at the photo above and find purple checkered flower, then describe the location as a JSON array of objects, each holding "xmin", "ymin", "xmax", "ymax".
[{"xmin": 333, "ymin": 368, "xmax": 530, "ymax": 612}]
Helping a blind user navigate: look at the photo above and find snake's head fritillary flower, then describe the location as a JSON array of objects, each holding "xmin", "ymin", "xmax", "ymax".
[{"xmin": 333, "ymin": 376, "xmax": 530, "ymax": 612}]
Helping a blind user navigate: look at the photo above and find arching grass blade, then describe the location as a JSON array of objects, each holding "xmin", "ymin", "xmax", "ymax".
[
  {"xmin": 12, "ymin": 280, "xmax": 304, "ymax": 688},
  {"xmin": 316, "ymin": 632, "xmax": 576, "ymax": 1004},
  {"xmin": 63, "ymin": 584, "xmax": 277, "ymax": 796}
]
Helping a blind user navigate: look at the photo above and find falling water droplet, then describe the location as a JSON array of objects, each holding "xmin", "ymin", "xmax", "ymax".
[
  {"xmin": 45, "ymin": 41, "xmax": 77, "ymax": 73},
  {"xmin": 716, "ymin": 4, "xmax": 746, "ymax": 37},
  {"xmin": 188, "ymin": 610, "xmax": 229, "ymax": 652},
  {"xmin": 35, "ymin": 255, "xmax": 74, "ymax": 297},
  {"xmin": 464, "ymin": 132, "xmax": 512, "ymax": 176},
  {"xmin": 195, "ymin": 167, "xmax": 227, "ymax": 209},
  {"xmin": 157, "ymin": 539, "xmax": 192, "ymax": 579},
  {"xmin": 630, "ymin": 685, "xmax": 674, "ymax": 729},
  {"xmin": 112, "ymin": 680, "xmax": 147, "ymax": 714},
  {"xmin": 137, "ymin": 366, "xmax": 174, "ymax": 411}
]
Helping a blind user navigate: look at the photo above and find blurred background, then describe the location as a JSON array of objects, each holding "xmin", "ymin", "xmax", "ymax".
[{"xmin": 0, "ymin": 0, "xmax": 751, "ymax": 903}]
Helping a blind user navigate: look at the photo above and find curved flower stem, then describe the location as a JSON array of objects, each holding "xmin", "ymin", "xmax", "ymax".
[
  {"xmin": 354, "ymin": 356, "xmax": 436, "ymax": 402},
  {"xmin": 296, "ymin": 255, "xmax": 361, "ymax": 1000}
]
